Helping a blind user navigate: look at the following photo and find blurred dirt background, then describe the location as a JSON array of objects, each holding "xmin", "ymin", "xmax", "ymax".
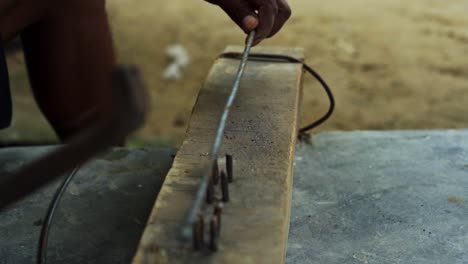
[{"xmin": 1, "ymin": 0, "xmax": 468, "ymax": 147}]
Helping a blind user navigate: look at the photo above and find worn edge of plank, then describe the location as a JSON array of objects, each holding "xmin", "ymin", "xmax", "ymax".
[{"xmin": 133, "ymin": 46, "xmax": 305, "ymax": 264}]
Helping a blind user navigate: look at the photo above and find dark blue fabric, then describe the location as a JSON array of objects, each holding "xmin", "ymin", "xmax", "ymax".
[{"xmin": 0, "ymin": 40, "xmax": 12, "ymax": 129}]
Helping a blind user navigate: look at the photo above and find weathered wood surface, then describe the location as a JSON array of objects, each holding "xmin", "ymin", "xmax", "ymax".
[{"xmin": 133, "ymin": 46, "xmax": 304, "ymax": 264}]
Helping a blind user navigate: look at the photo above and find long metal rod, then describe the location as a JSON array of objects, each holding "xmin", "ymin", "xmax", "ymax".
[
  {"xmin": 210, "ymin": 31, "xmax": 255, "ymax": 156},
  {"xmin": 181, "ymin": 31, "xmax": 256, "ymax": 240}
]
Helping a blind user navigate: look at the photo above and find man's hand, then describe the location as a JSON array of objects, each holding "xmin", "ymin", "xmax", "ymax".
[{"xmin": 206, "ymin": 0, "xmax": 291, "ymax": 46}]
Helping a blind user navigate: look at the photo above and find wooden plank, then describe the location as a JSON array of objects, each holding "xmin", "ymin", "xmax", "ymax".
[{"xmin": 133, "ymin": 46, "xmax": 304, "ymax": 264}]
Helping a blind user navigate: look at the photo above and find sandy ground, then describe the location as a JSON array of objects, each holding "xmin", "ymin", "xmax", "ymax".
[{"xmin": 1, "ymin": 0, "xmax": 468, "ymax": 147}]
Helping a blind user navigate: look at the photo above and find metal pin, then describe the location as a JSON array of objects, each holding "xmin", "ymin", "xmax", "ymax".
[
  {"xmin": 212, "ymin": 159, "xmax": 219, "ymax": 185},
  {"xmin": 206, "ymin": 176, "xmax": 214, "ymax": 204},
  {"xmin": 220, "ymin": 171, "xmax": 230, "ymax": 202},
  {"xmin": 226, "ymin": 154, "xmax": 233, "ymax": 183},
  {"xmin": 210, "ymin": 216, "xmax": 219, "ymax": 251},
  {"xmin": 214, "ymin": 203, "xmax": 223, "ymax": 233},
  {"xmin": 193, "ymin": 215, "xmax": 204, "ymax": 250}
]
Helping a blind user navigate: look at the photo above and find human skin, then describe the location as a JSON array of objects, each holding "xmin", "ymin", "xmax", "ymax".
[
  {"xmin": 205, "ymin": 0, "xmax": 291, "ymax": 45},
  {"xmin": 1, "ymin": 0, "xmax": 116, "ymax": 141}
]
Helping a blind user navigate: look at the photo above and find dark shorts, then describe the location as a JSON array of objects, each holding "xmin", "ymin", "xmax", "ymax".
[{"xmin": 0, "ymin": 39, "xmax": 12, "ymax": 129}]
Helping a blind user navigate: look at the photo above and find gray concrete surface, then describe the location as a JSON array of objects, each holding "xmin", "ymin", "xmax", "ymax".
[
  {"xmin": 287, "ymin": 130, "xmax": 468, "ymax": 264},
  {"xmin": 0, "ymin": 146, "xmax": 175, "ymax": 264},
  {"xmin": 1, "ymin": 130, "xmax": 467, "ymax": 263}
]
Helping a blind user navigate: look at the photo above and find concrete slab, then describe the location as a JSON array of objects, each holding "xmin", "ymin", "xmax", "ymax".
[
  {"xmin": 287, "ymin": 130, "xmax": 468, "ymax": 264},
  {"xmin": 1, "ymin": 130, "xmax": 467, "ymax": 263},
  {"xmin": 0, "ymin": 146, "xmax": 175, "ymax": 264}
]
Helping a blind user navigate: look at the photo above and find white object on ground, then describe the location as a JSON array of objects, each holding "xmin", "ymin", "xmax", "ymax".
[{"xmin": 162, "ymin": 44, "xmax": 190, "ymax": 80}]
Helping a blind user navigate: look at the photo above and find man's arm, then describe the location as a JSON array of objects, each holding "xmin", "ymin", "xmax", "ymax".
[{"xmin": 206, "ymin": 0, "xmax": 291, "ymax": 46}]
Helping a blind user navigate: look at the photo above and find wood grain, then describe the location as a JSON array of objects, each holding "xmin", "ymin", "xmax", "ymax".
[{"xmin": 133, "ymin": 46, "xmax": 304, "ymax": 264}]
